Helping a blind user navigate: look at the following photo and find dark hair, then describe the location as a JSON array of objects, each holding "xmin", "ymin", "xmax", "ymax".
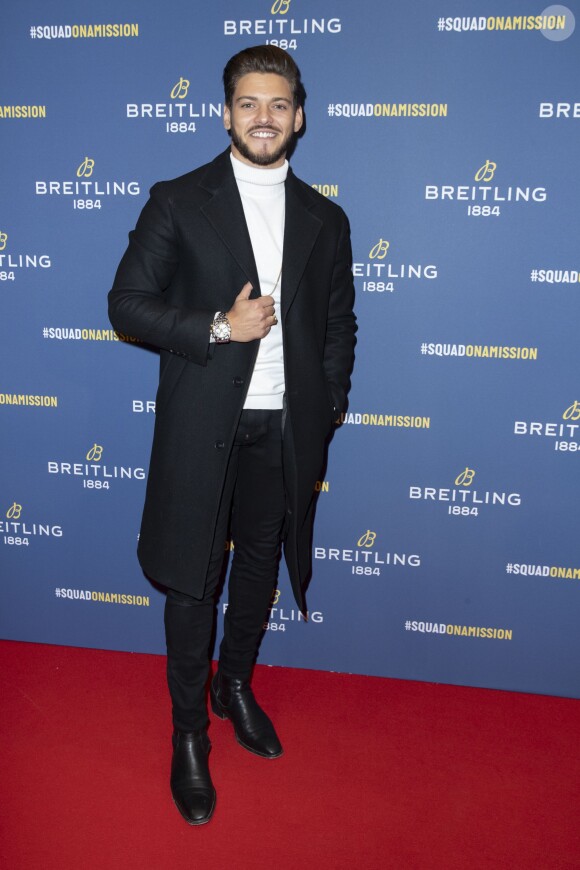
[{"xmin": 223, "ymin": 45, "xmax": 305, "ymax": 108}]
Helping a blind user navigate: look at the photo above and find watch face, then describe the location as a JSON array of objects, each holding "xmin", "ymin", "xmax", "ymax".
[{"xmin": 213, "ymin": 317, "xmax": 231, "ymax": 341}]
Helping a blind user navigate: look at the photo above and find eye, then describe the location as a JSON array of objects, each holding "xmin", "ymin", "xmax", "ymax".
[{"xmin": 273, "ymin": 103, "xmax": 288, "ymax": 110}]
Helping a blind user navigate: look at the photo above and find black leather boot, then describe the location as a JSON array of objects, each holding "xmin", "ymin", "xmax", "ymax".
[
  {"xmin": 170, "ymin": 729, "xmax": 216, "ymax": 825},
  {"xmin": 210, "ymin": 670, "xmax": 283, "ymax": 758}
]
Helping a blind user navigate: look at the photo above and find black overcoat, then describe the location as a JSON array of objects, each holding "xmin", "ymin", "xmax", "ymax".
[{"xmin": 108, "ymin": 149, "xmax": 356, "ymax": 610}]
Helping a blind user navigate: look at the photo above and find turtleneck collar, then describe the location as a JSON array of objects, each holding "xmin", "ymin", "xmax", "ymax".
[{"xmin": 230, "ymin": 151, "xmax": 288, "ymax": 186}]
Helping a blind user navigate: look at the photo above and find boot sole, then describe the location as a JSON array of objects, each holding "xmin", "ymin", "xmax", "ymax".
[{"xmin": 234, "ymin": 733, "xmax": 284, "ymax": 759}]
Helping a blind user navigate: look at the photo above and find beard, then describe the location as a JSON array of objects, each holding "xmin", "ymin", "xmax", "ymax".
[{"xmin": 230, "ymin": 125, "xmax": 294, "ymax": 167}]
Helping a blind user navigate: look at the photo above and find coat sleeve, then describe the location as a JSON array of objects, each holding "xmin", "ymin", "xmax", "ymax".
[
  {"xmin": 323, "ymin": 210, "xmax": 357, "ymax": 417},
  {"xmin": 108, "ymin": 182, "xmax": 214, "ymax": 366}
]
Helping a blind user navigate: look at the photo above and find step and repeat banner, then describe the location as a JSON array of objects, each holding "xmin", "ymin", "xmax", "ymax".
[{"xmin": 2, "ymin": 1, "xmax": 579, "ymax": 697}]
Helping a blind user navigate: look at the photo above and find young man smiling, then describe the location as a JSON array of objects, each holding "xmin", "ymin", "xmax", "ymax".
[
  {"xmin": 109, "ymin": 45, "xmax": 356, "ymax": 825},
  {"xmin": 224, "ymin": 70, "xmax": 303, "ymax": 168}
]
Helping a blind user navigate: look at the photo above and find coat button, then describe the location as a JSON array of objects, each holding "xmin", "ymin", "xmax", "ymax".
[
  {"xmin": 214, "ymin": 441, "xmax": 225, "ymax": 449},
  {"xmin": 233, "ymin": 376, "xmax": 244, "ymax": 387}
]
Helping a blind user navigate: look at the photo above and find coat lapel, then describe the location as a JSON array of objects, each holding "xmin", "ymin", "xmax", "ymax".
[
  {"xmin": 282, "ymin": 171, "xmax": 322, "ymax": 319},
  {"xmin": 198, "ymin": 151, "xmax": 322, "ymax": 310},
  {"xmin": 199, "ymin": 150, "xmax": 261, "ymax": 297}
]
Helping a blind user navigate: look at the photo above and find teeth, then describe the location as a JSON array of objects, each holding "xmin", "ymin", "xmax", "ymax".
[{"xmin": 252, "ymin": 131, "xmax": 276, "ymax": 138}]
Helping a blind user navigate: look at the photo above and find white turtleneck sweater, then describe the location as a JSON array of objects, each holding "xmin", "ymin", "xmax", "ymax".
[{"xmin": 230, "ymin": 152, "xmax": 286, "ymax": 410}]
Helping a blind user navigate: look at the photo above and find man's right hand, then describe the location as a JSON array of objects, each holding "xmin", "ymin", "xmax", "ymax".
[{"xmin": 227, "ymin": 283, "xmax": 277, "ymax": 342}]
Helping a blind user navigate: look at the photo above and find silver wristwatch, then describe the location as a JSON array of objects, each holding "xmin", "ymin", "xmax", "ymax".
[{"xmin": 210, "ymin": 311, "xmax": 231, "ymax": 344}]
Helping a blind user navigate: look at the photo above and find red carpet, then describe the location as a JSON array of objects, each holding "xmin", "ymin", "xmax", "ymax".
[{"xmin": 1, "ymin": 641, "xmax": 579, "ymax": 869}]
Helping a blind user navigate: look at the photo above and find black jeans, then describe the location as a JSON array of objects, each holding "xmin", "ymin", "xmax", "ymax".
[{"xmin": 164, "ymin": 409, "xmax": 286, "ymax": 731}]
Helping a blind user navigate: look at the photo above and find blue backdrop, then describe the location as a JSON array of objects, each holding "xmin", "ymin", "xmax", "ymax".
[{"xmin": 2, "ymin": 0, "xmax": 579, "ymax": 698}]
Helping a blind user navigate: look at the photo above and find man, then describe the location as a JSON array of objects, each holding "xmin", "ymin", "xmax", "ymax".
[{"xmin": 109, "ymin": 45, "xmax": 356, "ymax": 825}]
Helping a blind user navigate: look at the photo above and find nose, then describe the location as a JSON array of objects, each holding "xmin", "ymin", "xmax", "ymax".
[{"xmin": 256, "ymin": 104, "xmax": 273, "ymax": 126}]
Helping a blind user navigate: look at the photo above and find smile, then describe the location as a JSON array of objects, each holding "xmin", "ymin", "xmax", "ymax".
[{"xmin": 250, "ymin": 131, "xmax": 277, "ymax": 138}]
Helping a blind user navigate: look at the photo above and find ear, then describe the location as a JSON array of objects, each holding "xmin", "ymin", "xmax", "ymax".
[
  {"xmin": 223, "ymin": 104, "xmax": 231, "ymax": 131},
  {"xmin": 293, "ymin": 106, "xmax": 303, "ymax": 134}
]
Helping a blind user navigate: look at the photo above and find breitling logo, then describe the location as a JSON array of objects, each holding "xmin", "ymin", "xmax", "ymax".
[
  {"xmin": 271, "ymin": 0, "xmax": 292, "ymax": 13},
  {"xmin": 454, "ymin": 467, "xmax": 475, "ymax": 486},
  {"xmin": 474, "ymin": 160, "xmax": 496, "ymax": 182},
  {"xmin": 170, "ymin": 78, "xmax": 190, "ymax": 99},
  {"xmin": 315, "ymin": 538, "xmax": 420, "ymax": 572},
  {"xmin": 353, "ymin": 238, "xmax": 437, "ymax": 287},
  {"xmin": 514, "ymin": 401, "xmax": 580, "ymax": 448},
  {"xmin": 425, "ymin": 159, "xmax": 547, "ymax": 207},
  {"xmin": 1, "ymin": 502, "xmax": 63, "ymax": 541},
  {"xmin": 563, "ymin": 401, "xmax": 580, "ymax": 421},
  {"xmin": 35, "ymin": 159, "xmax": 140, "ymax": 200},
  {"xmin": 369, "ymin": 239, "xmax": 389, "ymax": 260},
  {"xmin": 77, "ymin": 157, "xmax": 95, "ymax": 178},
  {"xmin": 47, "ymin": 443, "xmax": 145, "ymax": 486},
  {"xmin": 270, "ymin": 588, "xmax": 281, "ymax": 605},
  {"xmin": 0, "ymin": 229, "xmax": 51, "ymax": 272},
  {"xmin": 409, "ymin": 468, "xmax": 521, "ymax": 510},
  {"xmin": 357, "ymin": 530, "xmax": 377, "ymax": 548}
]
